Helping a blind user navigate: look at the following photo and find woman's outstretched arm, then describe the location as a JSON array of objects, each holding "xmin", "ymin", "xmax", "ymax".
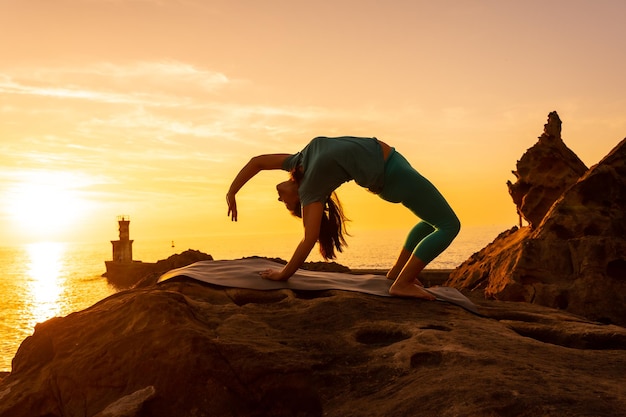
[
  {"xmin": 260, "ymin": 202, "xmax": 323, "ymax": 281},
  {"xmin": 226, "ymin": 154, "xmax": 290, "ymax": 221}
]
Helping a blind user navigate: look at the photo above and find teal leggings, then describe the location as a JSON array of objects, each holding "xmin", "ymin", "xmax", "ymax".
[{"xmin": 378, "ymin": 150, "xmax": 460, "ymax": 264}]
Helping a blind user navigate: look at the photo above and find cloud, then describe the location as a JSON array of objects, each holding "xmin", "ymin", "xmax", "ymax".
[
  {"xmin": 0, "ymin": 79, "xmax": 140, "ymax": 104},
  {"xmin": 0, "ymin": 169, "xmax": 103, "ymax": 189},
  {"xmin": 1, "ymin": 59, "xmax": 401, "ymax": 175},
  {"xmin": 0, "ymin": 61, "xmax": 361, "ymax": 135},
  {"xmin": 79, "ymin": 107, "xmax": 225, "ymax": 140},
  {"xmin": 0, "ymin": 61, "xmax": 231, "ymax": 106}
]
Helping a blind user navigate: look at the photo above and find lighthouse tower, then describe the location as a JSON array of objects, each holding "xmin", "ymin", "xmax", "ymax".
[{"xmin": 110, "ymin": 215, "xmax": 133, "ymax": 263}]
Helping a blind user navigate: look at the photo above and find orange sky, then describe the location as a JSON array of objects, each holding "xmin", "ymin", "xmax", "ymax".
[{"xmin": 1, "ymin": 0, "xmax": 625, "ymax": 245}]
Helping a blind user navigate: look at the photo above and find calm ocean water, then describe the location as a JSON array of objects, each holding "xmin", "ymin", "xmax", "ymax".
[{"xmin": 0, "ymin": 225, "xmax": 505, "ymax": 372}]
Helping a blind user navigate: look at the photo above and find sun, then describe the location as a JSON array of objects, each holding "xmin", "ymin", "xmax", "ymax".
[{"xmin": 6, "ymin": 170, "xmax": 92, "ymax": 242}]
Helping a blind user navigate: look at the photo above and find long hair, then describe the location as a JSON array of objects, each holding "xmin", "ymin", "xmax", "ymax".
[{"xmin": 290, "ymin": 169, "xmax": 349, "ymax": 260}]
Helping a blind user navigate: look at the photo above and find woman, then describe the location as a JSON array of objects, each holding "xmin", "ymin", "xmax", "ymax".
[{"xmin": 226, "ymin": 136, "xmax": 460, "ymax": 300}]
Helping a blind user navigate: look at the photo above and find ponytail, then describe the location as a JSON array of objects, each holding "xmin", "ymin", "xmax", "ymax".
[
  {"xmin": 290, "ymin": 169, "xmax": 350, "ymax": 260},
  {"xmin": 318, "ymin": 192, "xmax": 349, "ymax": 260}
]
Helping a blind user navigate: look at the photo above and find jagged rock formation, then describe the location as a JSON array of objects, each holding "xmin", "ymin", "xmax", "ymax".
[
  {"xmin": 507, "ymin": 111, "xmax": 588, "ymax": 228},
  {"xmin": 1, "ymin": 279, "xmax": 625, "ymax": 417},
  {"xmin": 449, "ymin": 112, "xmax": 626, "ymax": 325}
]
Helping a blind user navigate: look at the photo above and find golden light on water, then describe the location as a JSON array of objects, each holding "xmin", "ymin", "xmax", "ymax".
[{"xmin": 25, "ymin": 242, "xmax": 66, "ymax": 327}]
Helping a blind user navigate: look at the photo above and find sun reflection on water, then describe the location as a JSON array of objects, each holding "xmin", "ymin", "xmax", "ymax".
[{"xmin": 25, "ymin": 242, "xmax": 67, "ymax": 328}]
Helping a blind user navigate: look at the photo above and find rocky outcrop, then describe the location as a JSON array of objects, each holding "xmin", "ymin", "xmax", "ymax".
[
  {"xmin": 449, "ymin": 112, "xmax": 626, "ymax": 325},
  {"xmin": 109, "ymin": 249, "xmax": 214, "ymax": 288},
  {"xmin": 507, "ymin": 111, "xmax": 588, "ymax": 228},
  {"xmin": 1, "ymin": 279, "xmax": 625, "ymax": 417}
]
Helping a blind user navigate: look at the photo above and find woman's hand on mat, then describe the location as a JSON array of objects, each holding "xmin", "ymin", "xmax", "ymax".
[{"xmin": 259, "ymin": 268, "xmax": 288, "ymax": 281}]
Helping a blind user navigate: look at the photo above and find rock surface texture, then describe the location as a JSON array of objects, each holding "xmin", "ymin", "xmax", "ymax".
[
  {"xmin": 1, "ymin": 279, "xmax": 625, "ymax": 417},
  {"xmin": 449, "ymin": 112, "xmax": 626, "ymax": 326}
]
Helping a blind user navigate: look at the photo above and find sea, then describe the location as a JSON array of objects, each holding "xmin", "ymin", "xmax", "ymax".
[{"xmin": 0, "ymin": 225, "xmax": 505, "ymax": 372}]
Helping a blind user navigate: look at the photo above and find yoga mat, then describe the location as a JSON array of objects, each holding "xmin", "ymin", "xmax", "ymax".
[{"xmin": 158, "ymin": 258, "xmax": 479, "ymax": 314}]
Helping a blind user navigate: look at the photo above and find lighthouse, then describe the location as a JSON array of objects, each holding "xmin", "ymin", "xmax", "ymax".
[
  {"xmin": 110, "ymin": 215, "xmax": 133, "ymax": 263},
  {"xmin": 105, "ymin": 215, "xmax": 154, "ymax": 287}
]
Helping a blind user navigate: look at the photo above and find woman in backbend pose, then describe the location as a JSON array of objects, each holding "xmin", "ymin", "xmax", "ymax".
[{"xmin": 226, "ymin": 136, "xmax": 460, "ymax": 300}]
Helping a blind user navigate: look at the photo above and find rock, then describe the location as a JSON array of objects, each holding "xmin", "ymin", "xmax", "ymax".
[
  {"xmin": 93, "ymin": 386, "xmax": 156, "ymax": 417},
  {"xmin": 446, "ymin": 226, "xmax": 531, "ymax": 296},
  {"xmin": 506, "ymin": 111, "xmax": 587, "ymax": 228},
  {"xmin": 450, "ymin": 112, "xmax": 626, "ymax": 325},
  {"xmin": 298, "ymin": 260, "xmax": 351, "ymax": 273},
  {"xmin": 153, "ymin": 249, "xmax": 214, "ymax": 270},
  {"xmin": 1, "ymin": 280, "xmax": 625, "ymax": 417},
  {"xmin": 132, "ymin": 249, "xmax": 214, "ymax": 288},
  {"xmin": 242, "ymin": 256, "xmax": 351, "ymax": 273},
  {"xmin": 537, "ymin": 136, "xmax": 626, "ymax": 240}
]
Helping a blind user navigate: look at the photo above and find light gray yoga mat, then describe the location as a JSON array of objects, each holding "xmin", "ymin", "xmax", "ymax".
[{"xmin": 158, "ymin": 258, "xmax": 479, "ymax": 314}]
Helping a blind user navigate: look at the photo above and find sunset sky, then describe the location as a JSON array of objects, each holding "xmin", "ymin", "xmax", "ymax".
[{"xmin": 1, "ymin": 0, "xmax": 625, "ymax": 245}]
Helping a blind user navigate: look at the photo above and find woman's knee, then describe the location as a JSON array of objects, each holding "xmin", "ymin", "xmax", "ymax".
[
  {"xmin": 446, "ymin": 213, "xmax": 461, "ymax": 239},
  {"xmin": 432, "ymin": 210, "xmax": 460, "ymax": 242}
]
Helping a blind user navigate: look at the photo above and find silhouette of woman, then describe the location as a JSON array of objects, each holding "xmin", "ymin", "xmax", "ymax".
[{"xmin": 227, "ymin": 136, "xmax": 460, "ymax": 299}]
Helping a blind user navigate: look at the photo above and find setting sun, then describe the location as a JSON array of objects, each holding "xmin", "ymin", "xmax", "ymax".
[{"xmin": 5, "ymin": 171, "xmax": 91, "ymax": 241}]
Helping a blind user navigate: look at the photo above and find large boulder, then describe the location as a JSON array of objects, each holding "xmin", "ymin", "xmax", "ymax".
[
  {"xmin": 1, "ymin": 278, "xmax": 625, "ymax": 417},
  {"xmin": 449, "ymin": 112, "xmax": 626, "ymax": 325}
]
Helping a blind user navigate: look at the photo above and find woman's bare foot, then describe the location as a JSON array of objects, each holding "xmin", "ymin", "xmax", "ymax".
[
  {"xmin": 388, "ymin": 253, "xmax": 434, "ymax": 299},
  {"xmin": 389, "ymin": 281, "xmax": 436, "ymax": 300}
]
